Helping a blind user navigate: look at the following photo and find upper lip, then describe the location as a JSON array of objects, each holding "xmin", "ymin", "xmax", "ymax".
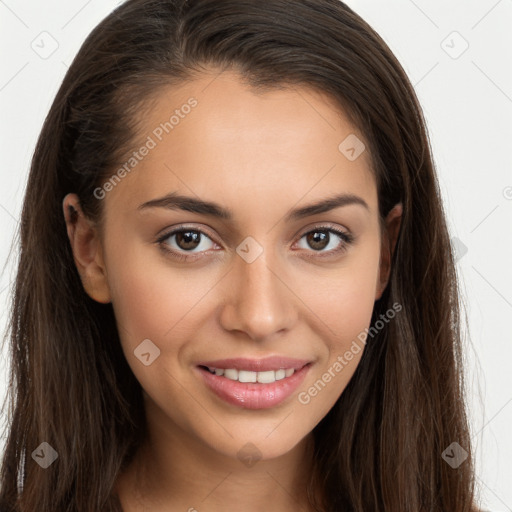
[{"xmin": 197, "ymin": 356, "xmax": 311, "ymax": 372}]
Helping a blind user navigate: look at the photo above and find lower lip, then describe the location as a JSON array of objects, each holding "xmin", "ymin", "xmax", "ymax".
[{"xmin": 197, "ymin": 364, "xmax": 311, "ymax": 410}]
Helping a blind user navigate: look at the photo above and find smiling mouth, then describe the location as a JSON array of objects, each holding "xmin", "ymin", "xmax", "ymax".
[
  {"xmin": 196, "ymin": 360, "xmax": 312, "ymax": 409},
  {"xmin": 200, "ymin": 366, "xmax": 297, "ymax": 383}
]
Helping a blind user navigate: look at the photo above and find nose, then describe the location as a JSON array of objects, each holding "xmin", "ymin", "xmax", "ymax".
[{"xmin": 219, "ymin": 248, "xmax": 298, "ymax": 341}]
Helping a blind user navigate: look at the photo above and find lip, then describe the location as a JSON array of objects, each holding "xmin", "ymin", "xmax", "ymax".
[
  {"xmin": 196, "ymin": 356, "xmax": 310, "ymax": 372},
  {"xmin": 195, "ymin": 357, "xmax": 312, "ymax": 410}
]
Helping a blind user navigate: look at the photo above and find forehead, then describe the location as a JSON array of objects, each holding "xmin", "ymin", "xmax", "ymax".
[{"xmin": 103, "ymin": 70, "xmax": 377, "ymax": 223}]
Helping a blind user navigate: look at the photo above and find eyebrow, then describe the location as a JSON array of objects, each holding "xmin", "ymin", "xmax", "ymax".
[{"xmin": 137, "ymin": 191, "xmax": 370, "ymax": 222}]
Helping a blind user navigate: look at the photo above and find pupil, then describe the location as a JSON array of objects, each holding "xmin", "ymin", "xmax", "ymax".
[
  {"xmin": 308, "ymin": 231, "xmax": 328, "ymax": 250},
  {"xmin": 177, "ymin": 231, "xmax": 200, "ymax": 250}
]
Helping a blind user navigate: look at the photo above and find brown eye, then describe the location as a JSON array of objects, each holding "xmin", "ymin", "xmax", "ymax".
[
  {"xmin": 174, "ymin": 230, "xmax": 202, "ymax": 251},
  {"xmin": 305, "ymin": 231, "xmax": 330, "ymax": 251},
  {"xmin": 296, "ymin": 226, "xmax": 355, "ymax": 258},
  {"xmin": 157, "ymin": 227, "xmax": 217, "ymax": 261}
]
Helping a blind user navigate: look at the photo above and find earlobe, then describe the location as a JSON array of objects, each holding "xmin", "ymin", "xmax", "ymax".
[
  {"xmin": 62, "ymin": 193, "xmax": 112, "ymax": 304},
  {"xmin": 375, "ymin": 202, "xmax": 403, "ymax": 300}
]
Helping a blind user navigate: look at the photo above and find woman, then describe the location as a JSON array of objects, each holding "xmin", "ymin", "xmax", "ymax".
[{"xmin": 0, "ymin": 0, "xmax": 480, "ymax": 510}]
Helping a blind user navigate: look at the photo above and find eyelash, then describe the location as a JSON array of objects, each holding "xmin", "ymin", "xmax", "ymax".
[{"xmin": 155, "ymin": 224, "xmax": 355, "ymax": 262}]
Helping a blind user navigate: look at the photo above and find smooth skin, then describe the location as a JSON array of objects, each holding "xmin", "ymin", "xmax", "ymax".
[{"xmin": 63, "ymin": 69, "xmax": 402, "ymax": 511}]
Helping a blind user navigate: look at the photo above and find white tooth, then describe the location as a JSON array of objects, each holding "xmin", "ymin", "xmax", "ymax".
[
  {"xmin": 217, "ymin": 368, "xmax": 294, "ymax": 383},
  {"xmin": 238, "ymin": 370, "xmax": 257, "ymax": 383},
  {"xmin": 257, "ymin": 370, "xmax": 276, "ymax": 384},
  {"xmin": 224, "ymin": 369, "xmax": 238, "ymax": 381},
  {"xmin": 275, "ymin": 369, "xmax": 286, "ymax": 380}
]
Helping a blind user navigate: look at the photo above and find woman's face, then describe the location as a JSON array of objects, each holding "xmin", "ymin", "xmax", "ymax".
[{"xmin": 65, "ymin": 70, "xmax": 401, "ymax": 464}]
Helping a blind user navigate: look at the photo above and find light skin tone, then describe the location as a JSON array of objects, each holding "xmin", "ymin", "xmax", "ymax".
[{"xmin": 63, "ymin": 70, "xmax": 402, "ymax": 511}]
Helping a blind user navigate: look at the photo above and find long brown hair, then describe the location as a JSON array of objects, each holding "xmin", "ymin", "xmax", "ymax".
[{"xmin": 0, "ymin": 0, "xmax": 479, "ymax": 510}]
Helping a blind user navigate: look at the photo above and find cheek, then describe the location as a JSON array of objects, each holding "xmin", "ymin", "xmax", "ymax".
[
  {"xmin": 104, "ymin": 239, "xmax": 225, "ymax": 392},
  {"xmin": 103, "ymin": 236, "xmax": 184, "ymax": 356},
  {"xmin": 104, "ymin": 247, "xmax": 205, "ymax": 410},
  {"xmin": 297, "ymin": 247, "xmax": 380, "ymax": 346},
  {"xmin": 294, "ymin": 244, "xmax": 380, "ymax": 402},
  {"xmin": 296, "ymin": 279, "xmax": 373, "ymax": 419}
]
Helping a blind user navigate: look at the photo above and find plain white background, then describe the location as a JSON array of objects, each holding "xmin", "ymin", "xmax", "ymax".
[{"xmin": 0, "ymin": 0, "xmax": 511, "ymax": 510}]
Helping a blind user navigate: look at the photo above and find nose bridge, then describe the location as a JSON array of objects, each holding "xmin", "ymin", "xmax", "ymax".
[{"xmin": 219, "ymin": 241, "xmax": 297, "ymax": 340}]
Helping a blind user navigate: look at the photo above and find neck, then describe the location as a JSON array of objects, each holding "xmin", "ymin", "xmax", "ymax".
[{"xmin": 114, "ymin": 401, "xmax": 322, "ymax": 511}]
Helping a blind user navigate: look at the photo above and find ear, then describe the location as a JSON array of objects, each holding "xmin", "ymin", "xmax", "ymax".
[
  {"xmin": 62, "ymin": 193, "xmax": 111, "ymax": 304},
  {"xmin": 375, "ymin": 202, "xmax": 403, "ymax": 301}
]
